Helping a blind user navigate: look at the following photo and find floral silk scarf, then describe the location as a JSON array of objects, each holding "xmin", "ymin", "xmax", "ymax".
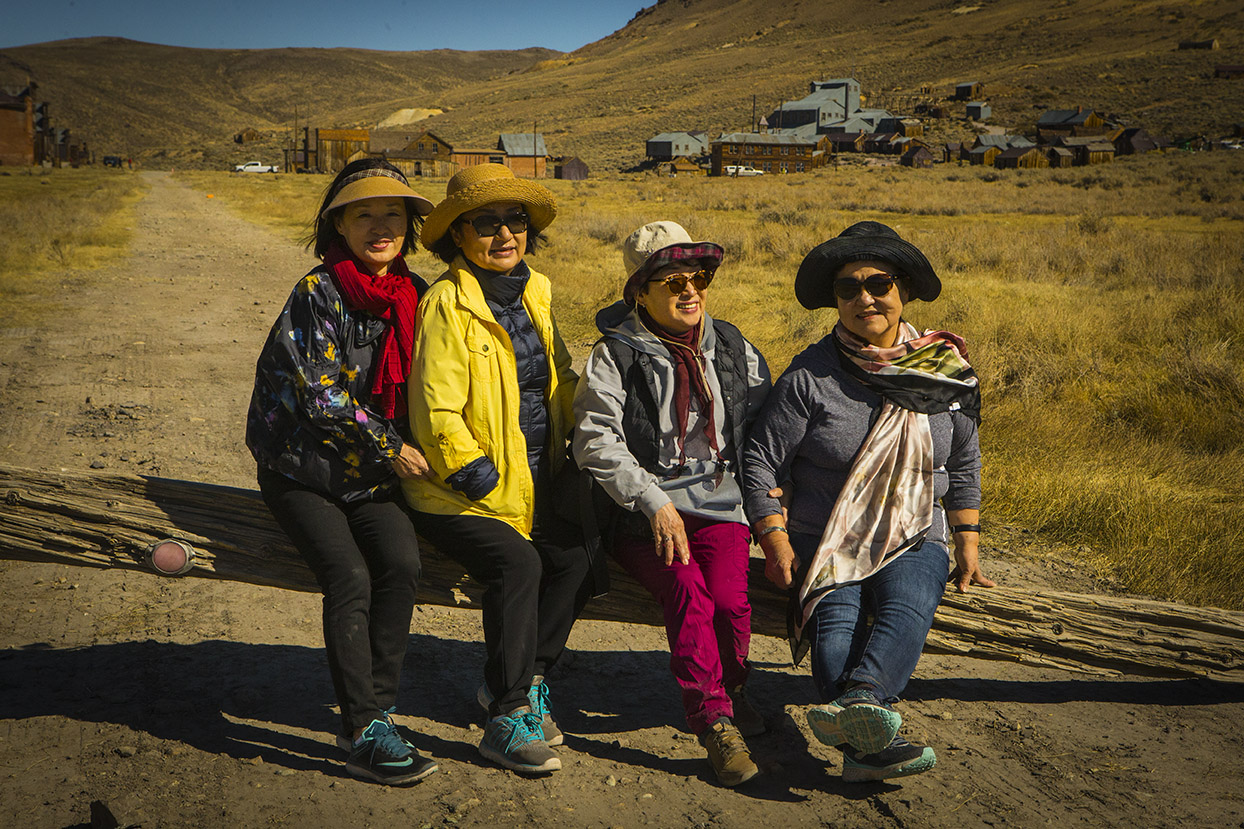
[{"xmin": 789, "ymin": 320, "xmax": 980, "ymax": 663}]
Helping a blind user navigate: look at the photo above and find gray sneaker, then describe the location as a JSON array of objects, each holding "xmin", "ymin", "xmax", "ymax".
[
  {"xmin": 477, "ymin": 675, "xmax": 563, "ymax": 746},
  {"xmin": 479, "ymin": 707, "xmax": 561, "ymax": 774}
]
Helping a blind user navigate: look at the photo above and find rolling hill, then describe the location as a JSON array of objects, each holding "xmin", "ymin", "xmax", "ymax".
[{"xmin": 3, "ymin": 0, "xmax": 1242, "ymax": 171}]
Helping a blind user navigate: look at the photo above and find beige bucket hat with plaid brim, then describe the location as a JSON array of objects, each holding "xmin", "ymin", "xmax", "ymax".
[
  {"xmin": 321, "ymin": 167, "xmax": 434, "ymax": 219},
  {"xmin": 621, "ymin": 221, "xmax": 724, "ymax": 305},
  {"xmin": 420, "ymin": 163, "xmax": 557, "ymax": 250}
]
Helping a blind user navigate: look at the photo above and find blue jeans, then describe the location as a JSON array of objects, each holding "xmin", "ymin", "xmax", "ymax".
[{"xmin": 790, "ymin": 532, "xmax": 949, "ymax": 704}]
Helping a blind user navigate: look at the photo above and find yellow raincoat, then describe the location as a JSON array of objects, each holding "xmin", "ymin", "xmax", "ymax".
[{"xmin": 403, "ymin": 256, "xmax": 577, "ymax": 537}]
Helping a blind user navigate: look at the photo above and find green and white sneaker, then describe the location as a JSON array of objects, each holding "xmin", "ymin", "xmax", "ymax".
[
  {"xmin": 345, "ymin": 718, "xmax": 438, "ymax": 785},
  {"xmin": 806, "ymin": 699, "xmax": 847, "ymax": 747},
  {"xmin": 841, "ymin": 735, "xmax": 936, "ymax": 783},
  {"xmin": 479, "ymin": 706, "xmax": 561, "ymax": 774},
  {"xmin": 832, "ymin": 688, "xmax": 902, "ymax": 754}
]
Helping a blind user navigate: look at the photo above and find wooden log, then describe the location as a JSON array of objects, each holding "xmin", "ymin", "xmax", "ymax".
[{"xmin": 2, "ymin": 463, "xmax": 1242, "ymax": 680}]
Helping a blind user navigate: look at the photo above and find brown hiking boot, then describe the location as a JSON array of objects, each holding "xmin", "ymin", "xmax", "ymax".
[
  {"xmin": 727, "ymin": 686, "xmax": 766, "ymax": 737},
  {"xmin": 698, "ymin": 718, "xmax": 759, "ymax": 786}
]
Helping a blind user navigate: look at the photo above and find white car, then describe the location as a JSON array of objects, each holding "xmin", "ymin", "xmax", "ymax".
[
  {"xmin": 234, "ymin": 161, "xmax": 279, "ymax": 173},
  {"xmin": 723, "ymin": 164, "xmax": 764, "ymax": 176}
]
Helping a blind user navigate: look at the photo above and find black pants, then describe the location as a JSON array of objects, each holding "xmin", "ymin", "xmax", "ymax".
[
  {"xmin": 258, "ymin": 467, "xmax": 421, "ymax": 737},
  {"xmin": 412, "ymin": 501, "xmax": 592, "ymax": 716}
]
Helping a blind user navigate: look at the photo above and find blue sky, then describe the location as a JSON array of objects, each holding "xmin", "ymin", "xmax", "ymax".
[{"xmin": 0, "ymin": 0, "xmax": 644, "ymax": 52}]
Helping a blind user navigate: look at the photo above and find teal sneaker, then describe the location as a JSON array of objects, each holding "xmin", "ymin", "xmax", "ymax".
[
  {"xmin": 841, "ymin": 735, "xmax": 936, "ymax": 783},
  {"xmin": 479, "ymin": 707, "xmax": 561, "ymax": 774},
  {"xmin": 806, "ymin": 700, "xmax": 847, "ymax": 747},
  {"xmin": 336, "ymin": 707, "xmax": 414, "ymax": 753},
  {"xmin": 833, "ymin": 688, "xmax": 902, "ymax": 754},
  {"xmin": 477, "ymin": 675, "xmax": 563, "ymax": 746},
  {"xmin": 345, "ymin": 718, "xmax": 437, "ymax": 785}
]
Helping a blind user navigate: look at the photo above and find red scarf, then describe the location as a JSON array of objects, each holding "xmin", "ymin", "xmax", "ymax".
[
  {"xmin": 323, "ymin": 240, "xmax": 419, "ymax": 419},
  {"xmin": 638, "ymin": 308, "xmax": 719, "ymax": 463}
]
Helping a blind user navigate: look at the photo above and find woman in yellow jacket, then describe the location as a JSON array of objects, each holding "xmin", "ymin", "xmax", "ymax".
[{"xmin": 405, "ymin": 164, "xmax": 591, "ymax": 775}]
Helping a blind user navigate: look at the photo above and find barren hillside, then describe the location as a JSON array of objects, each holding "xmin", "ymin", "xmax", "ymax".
[{"xmin": 3, "ymin": 0, "xmax": 1242, "ymax": 170}]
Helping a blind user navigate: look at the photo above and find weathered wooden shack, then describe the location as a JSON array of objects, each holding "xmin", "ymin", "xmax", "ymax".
[
  {"xmin": 876, "ymin": 117, "xmax": 924, "ymax": 137},
  {"xmin": 966, "ymin": 101, "xmax": 991, "ymax": 120},
  {"xmin": 452, "ymin": 147, "xmax": 508, "ymax": 169},
  {"xmin": 1214, "ymin": 65, "xmax": 1244, "ymax": 79},
  {"xmin": 954, "ymin": 81, "xmax": 982, "ymax": 101},
  {"xmin": 943, "ymin": 142, "xmax": 962, "ymax": 163},
  {"xmin": 657, "ymin": 156, "xmax": 705, "ymax": 177},
  {"xmin": 1046, "ymin": 146, "xmax": 1074, "ymax": 168},
  {"xmin": 1113, "ymin": 127, "xmax": 1158, "ymax": 155},
  {"xmin": 0, "ymin": 87, "xmax": 35, "ymax": 166},
  {"xmin": 710, "ymin": 132, "xmax": 829, "ymax": 175},
  {"xmin": 498, "ymin": 134, "xmax": 547, "ymax": 178},
  {"xmin": 826, "ymin": 132, "xmax": 867, "ymax": 153},
  {"xmin": 371, "ymin": 129, "xmax": 456, "ymax": 177},
  {"xmin": 1179, "ymin": 39, "xmax": 1220, "ymax": 50},
  {"xmin": 553, "ymin": 156, "xmax": 590, "ymax": 180},
  {"xmin": 316, "ymin": 128, "xmax": 369, "ymax": 174},
  {"xmin": 233, "ymin": 127, "xmax": 262, "ymax": 144},
  {"xmin": 1056, "ymin": 136, "xmax": 1116, "ymax": 165},
  {"xmin": 863, "ymin": 132, "xmax": 897, "ymax": 154},
  {"xmin": 968, "ymin": 145, "xmax": 1001, "ymax": 166},
  {"xmin": 900, "ymin": 145, "xmax": 935, "ymax": 168},
  {"xmin": 1037, "ymin": 107, "xmax": 1107, "ymax": 141},
  {"xmin": 995, "ymin": 146, "xmax": 1049, "ymax": 169}
]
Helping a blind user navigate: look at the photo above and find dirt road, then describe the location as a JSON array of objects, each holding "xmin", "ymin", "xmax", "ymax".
[{"xmin": 1, "ymin": 172, "xmax": 1241, "ymax": 828}]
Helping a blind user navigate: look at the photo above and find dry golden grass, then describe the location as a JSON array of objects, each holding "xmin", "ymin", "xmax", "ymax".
[
  {"xmin": 180, "ymin": 152, "xmax": 1244, "ymax": 608},
  {"xmin": 0, "ymin": 167, "xmax": 144, "ymax": 323}
]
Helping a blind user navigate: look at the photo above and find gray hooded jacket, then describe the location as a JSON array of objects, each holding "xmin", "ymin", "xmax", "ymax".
[{"xmin": 572, "ymin": 301, "xmax": 771, "ymax": 525}]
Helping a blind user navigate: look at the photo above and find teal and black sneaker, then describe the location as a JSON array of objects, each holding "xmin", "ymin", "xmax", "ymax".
[
  {"xmin": 477, "ymin": 676, "xmax": 563, "ymax": 746},
  {"xmin": 335, "ymin": 707, "xmax": 416, "ymax": 753},
  {"xmin": 832, "ymin": 687, "xmax": 903, "ymax": 754},
  {"xmin": 479, "ymin": 706, "xmax": 561, "ymax": 774},
  {"xmin": 345, "ymin": 718, "xmax": 438, "ymax": 785},
  {"xmin": 841, "ymin": 735, "xmax": 936, "ymax": 783},
  {"xmin": 805, "ymin": 699, "xmax": 847, "ymax": 747}
]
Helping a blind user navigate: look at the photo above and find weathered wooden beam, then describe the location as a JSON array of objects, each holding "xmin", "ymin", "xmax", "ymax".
[{"xmin": 2, "ymin": 464, "xmax": 1242, "ymax": 680}]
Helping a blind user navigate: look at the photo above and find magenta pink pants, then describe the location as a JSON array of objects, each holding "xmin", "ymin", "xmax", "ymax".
[{"xmin": 613, "ymin": 513, "xmax": 752, "ymax": 735}]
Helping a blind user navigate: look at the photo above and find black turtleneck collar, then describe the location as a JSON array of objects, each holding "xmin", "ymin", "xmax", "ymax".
[{"xmin": 468, "ymin": 258, "xmax": 531, "ymax": 309}]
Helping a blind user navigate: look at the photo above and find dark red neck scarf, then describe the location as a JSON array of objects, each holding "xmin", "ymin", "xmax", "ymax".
[
  {"xmin": 637, "ymin": 307, "xmax": 718, "ymax": 460},
  {"xmin": 323, "ymin": 240, "xmax": 419, "ymax": 419}
]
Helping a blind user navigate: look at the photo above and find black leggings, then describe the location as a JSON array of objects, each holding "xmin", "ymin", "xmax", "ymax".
[
  {"xmin": 411, "ymin": 505, "xmax": 592, "ymax": 717},
  {"xmin": 258, "ymin": 467, "xmax": 421, "ymax": 737}
]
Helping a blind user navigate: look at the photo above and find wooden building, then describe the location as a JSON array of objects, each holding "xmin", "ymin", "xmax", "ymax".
[
  {"xmin": 954, "ymin": 81, "xmax": 982, "ymax": 101},
  {"xmin": 966, "ymin": 101, "xmax": 991, "ymax": 120},
  {"xmin": 234, "ymin": 127, "xmax": 262, "ymax": 144},
  {"xmin": 1036, "ymin": 107, "xmax": 1107, "ymax": 141},
  {"xmin": 0, "ymin": 87, "xmax": 36, "ymax": 166},
  {"xmin": 710, "ymin": 132, "xmax": 829, "ymax": 175},
  {"xmin": 876, "ymin": 117, "xmax": 924, "ymax": 137},
  {"xmin": 316, "ymin": 128, "xmax": 370, "ymax": 174},
  {"xmin": 656, "ymin": 156, "xmax": 705, "ymax": 177},
  {"xmin": 372, "ymin": 130, "xmax": 456, "ymax": 177},
  {"xmin": 498, "ymin": 134, "xmax": 547, "ymax": 178},
  {"xmin": 995, "ymin": 146, "xmax": 1049, "ymax": 169},
  {"xmin": 1055, "ymin": 136, "xmax": 1115, "ymax": 165},
  {"xmin": 942, "ymin": 142, "xmax": 962, "ymax": 163},
  {"xmin": 827, "ymin": 132, "xmax": 867, "ymax": 153},
  {"xmin": 553, "ymin": 156, "xmax": 589, "ymax": 180},
  {"xmin": 452, "ymin": 147, "xmax": 508, "ymax": 169},
  {"xmin": 1112, "ymin": 127, "xmax": 1158, "ymax": 155},
  {"xmin": 1046, "ymin": 147, "xmax": 1074, "ymax": 168},
  {"xmin": 967, "ymin": 145, "xmax": 1001, "ymax": 166},
  {"xmin": 900, "ymin": 146, "xmax": 935, "ymax": 168},
  {"xmin": 864, "ymin": 132, "xmax": 898, "ymax": 154},
  {"xmin": 1214, "ymin": 65, "xmax": 1244, "ymax": 79},
  {"xmin": 1179, "ymin": 39, "xmax": 1220, "ymax": 50},
  {"xmin": 645, "ymin": 132, "xmax": 709, "ymax": 160}
]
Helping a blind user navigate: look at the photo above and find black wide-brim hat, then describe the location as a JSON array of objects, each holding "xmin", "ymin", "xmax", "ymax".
[{"xmin": 794, "ymin": 221, "xmax": 941, "ymax": 308}]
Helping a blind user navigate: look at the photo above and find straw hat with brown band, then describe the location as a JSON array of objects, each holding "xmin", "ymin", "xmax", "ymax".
[{"xmin": 420, "ymin": 163, "xmax": 557, "ymax": 250}]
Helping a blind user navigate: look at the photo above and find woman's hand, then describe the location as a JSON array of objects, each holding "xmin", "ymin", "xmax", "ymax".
[
  {"xmin": 392, "ymin": 443, "xmax": 433, "ymax": 480},
  {"xmin": 947, "ymin": 509, "xmax": 995, "ymax": 592},
  {"xmin": 754, "ymin": 517, "xmax": 800, "ymax": 589},
  {"xmin": 650, "ymin": 503, "xmax": 689, "ymax": 566}
]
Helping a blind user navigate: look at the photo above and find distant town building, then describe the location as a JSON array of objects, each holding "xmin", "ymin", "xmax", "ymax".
[
  {"xmin": 900, "ymin": 145, "xmax": 935, "ymax": 168},
  {"xmin": 645, "ymin": 131, "xmax": 709, "ymax": 160},
  {"xmin": 954, "ymin": 81, "xmax": 983, "ymax": 101},
  {"xmin": 553, "ymin": 156, "xmax": 589, "ymax": 180},
  {"xmin": 1112, "ymin": 127, "xmax": 1158, "ymax": 155},
  {"xmin": 1036, "ymin": 107, "xmax": 1108, "ymax": 140},
  {"xmin": 1178, "ymin": 39, "xmax": 1220, "ymax": 50},
  {"xmin": 1214, "ymin": 64, "xmax": 1244, "ymax": 79},
  {"xmin": 995, "ymin": 146, "xmax": 1049, "ymax": 169},
  {"xmin": 710, "ymin": 132, "xmax": 829, "ymax": 175},
  {"xmin": 316, "ymin": 128, "xmax": 370, "ymax": 174},
  {"xmin": 657, "ymin": 156, "xmax": 706, "ymax": 177},
  {"xmin": 965, "ymin": 101, "xmax": 991, "ymax": 121},
  {"xmin": 0, "ymin": 85, "xmax": 36, "ymax": 166},
  {"xmin": 498, "ymin": 133, "xmax": 547, "ymax": 178},
  {"xmin": 766, "ymin": 78, "xmax": 862, "ymax": 131}
]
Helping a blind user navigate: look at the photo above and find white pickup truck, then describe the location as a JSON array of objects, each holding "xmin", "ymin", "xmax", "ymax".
[
  {"xmin": 723, "ymin": 165, "xmax": 764, "ymax": 176},
  {"xmin": 234, "ymin": 161, "xmax": 279, "ymax": 173}
]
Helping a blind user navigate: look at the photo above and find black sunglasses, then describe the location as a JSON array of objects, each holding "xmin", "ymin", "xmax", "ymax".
[
  {"xmin": 649, "ymin": 269, "xmax": 714, "ymax": 295},
  {"xmin": 460, "ymin": 212, "xmax": 529, "ymax": 237},
  {"xmin": 833, "ymin": 274, "xmax": 903, "ymax": 301}
]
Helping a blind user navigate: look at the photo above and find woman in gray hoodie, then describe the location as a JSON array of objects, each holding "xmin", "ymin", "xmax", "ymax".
[{"xmin": 572, "ymin": 221, "xmax": 771, "ymax": 787}]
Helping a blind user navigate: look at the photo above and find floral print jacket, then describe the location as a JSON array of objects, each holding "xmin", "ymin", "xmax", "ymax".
[{"xmin": 246, "ymin": 266, "xmax": 428, "ymax": 502}]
